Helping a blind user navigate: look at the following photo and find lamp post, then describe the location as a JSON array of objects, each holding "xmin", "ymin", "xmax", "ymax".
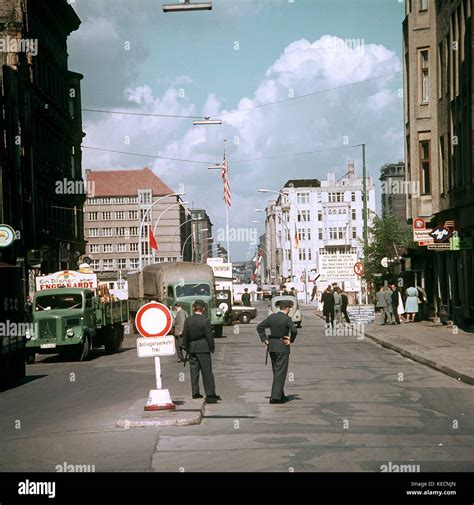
[
  {"xmin": 138, "ymin": 192, "xmax": 185, "ymax": 270},
  {"xmin": 181, "ymin": 228, "xmax": 208, "ymax": 262},
  {"xmin": 150, "ymin": 201, "xmax": 189, "ymax": 265},
  {"xmin": 170, "ymin": 217, "xmax": 198, "ymax": 260}
]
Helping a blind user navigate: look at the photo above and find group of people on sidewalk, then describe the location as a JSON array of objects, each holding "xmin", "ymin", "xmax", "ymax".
[
  {"xmin": 375, "ymin": 284, "xmax": 422, "ymax": 324},
  {"xmin": 320, "ymin": 284, "xmax": 351, "ymax": 326}
]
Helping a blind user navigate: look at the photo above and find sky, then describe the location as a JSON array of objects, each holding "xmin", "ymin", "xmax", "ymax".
[{"xmin": 68, "ymin": 0, "xmax": 406, "ymax": 261}]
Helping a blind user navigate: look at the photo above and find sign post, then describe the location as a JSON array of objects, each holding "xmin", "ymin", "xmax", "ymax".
[{"xmin": 135, "ymin": 302, "xmax": 176, "ymax": 411}]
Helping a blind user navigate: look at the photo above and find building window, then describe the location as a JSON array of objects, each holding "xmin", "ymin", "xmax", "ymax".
[
  {"xmin": 317, "ymin": 211, "xmax": 322, "ymax": 221},
  {"xmin": 139, "ymin": 190, "xmax": 152, "ymax": 205},
  {"xmin": 129, "ymin": 227, "xmax": 138, "ymax": 236},
  {"xmin": 89, "ymin": 244, "xmax": 100, "ymax": 254},
  {"xmin": 103, "ymin": 259, "xmax": 115, "ymax": 270},
  {"xmin": 89, "ymin": 212, "xmax": 98, "ymax": 221},
  {"xmin": 307, "ymin": 228, "xmax": 311, "ymax": 240},
  {"xmin": 116, "ymin": 211, "xmax": 125, "ymax": 220},
  {"xmin": 117, "ymin": 227, "xmax": 127, "ymax": 236},
  {"xmin": 419, "ymin": 140, "xmax": 431, "ymax": 194},
  {"xmin": 421, "ymin": 50, "xmax": 429, "ymax": 103},
  {"xmin": 352, "ymin": 227, "xmax": 357, "ymax": 239},
  {"xmin": 130, "ymin": 258, "xmax": 139, "ymax": 269},
  {"xmin": 117, "ymin": 244, "xmax": 127, "ymax": 253},
  {"xmin": 296, "ymin": 192, "xmax": 310, "ymax": 205},
  {"xmin": 103, "ymin": 211, "xmax": 112, "ymax": 220},
  {"xmin": 351, "ymin": 209, "xmax": 356, "ymax": 220},
  {"xmin": 298, "ymin": 249, "xmax": 306, "ymax": 261},
  {"xmin": 318, "ymin": 229, "xmax": 323, "ymax": 240},
  {"xmin": 351, "ymin": 192, "xmax": 356, "ymax": 202},
  {"xmin": 307, "ymin": 248, "xmax": 312, "ymax": 261},
  {"xmin": 130, "ymin": 243, "xmax": 138, "ymax": 252},
  {"xmin": 90, "ymin": 259, "xmax": 100, "ymax": 270},
  {"xmin": 103, "ymin": 244, "xmax": 113, "ymax": 253},
  {"xmin": 117, "ymin": 259, "xmax": 127, "ymax": 269},
  {"xmin": 328, "ymin": 192, "xmax": 344, "ymax": 203},
  {"xmin": 89, "ymin": 228, "xmax": 99, "ymax": 238},
  {"xmin": 129, "ymin": 210, "xmax": 138, "ymax": 220},
  {"xmin": 102, "ymin": 227, "xmax": 113, "ymax": 237},
  {"xmin": 439, "ymin": 136, "xmax": 446, "ymax": 194},
  {"xmin": 298, "ymin": 210, "xmax": 311, "ymax": 222},
  {"xmin": 419, "ymin": 0, "xmax": 428, "ymax": 11}
]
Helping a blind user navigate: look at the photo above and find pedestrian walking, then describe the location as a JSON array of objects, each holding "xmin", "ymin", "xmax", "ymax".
[
  {"xmin": 241, "ymin": 288, "xmax": 251, "ymax": 306},
  {"xmin": 390, "ymin": 285, "xmax": 402, "ymax": 324},
  {"xmin": 24, "ymin": 296, "xmax": 33, "ymax": 323},
  {"xmin": 383, "ymin": 287, "xmax": 394, "ymax": 324},
  {"xmin": 172, "ymin": 303, "xmax": 188, "ymax": 362},
  {"xmin": 257, "ymin": 299, "xmax": 297, "ymax": 404},
  {"xmin": 310, "ymin": 284, "xmax": 317, "ymax": 302},
  {"xmin": 182, "ymin": 300, "xmax": 221, "ymax": 404},
  {"xmin": 321, "ymin": 286, "xmax": 335, "ymax": 326},
  {"xmin": 376, "ymin": 286, "xmax": 393, "ymax": 325},
  {"xmin": 333, "ymin": 288, "xmax": 343, "ymax": 324},
  {"xmin": 404, "ymin": 286, "xmax": 420, "ymax": 323},
  {"xmin": 340, "ymin": 289, "xmax": 351, "ymax": 324}
]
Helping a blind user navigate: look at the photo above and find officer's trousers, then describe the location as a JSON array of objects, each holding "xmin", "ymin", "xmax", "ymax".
[
  {"xmin": 189, "ymin": 352, "xmax": 216, "ymax": 397},
  {"xmin": 270, "ymin": 352, "xmax": 289, "ymax": 400}
]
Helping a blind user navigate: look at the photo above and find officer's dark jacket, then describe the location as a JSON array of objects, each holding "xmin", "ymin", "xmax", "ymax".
[
  {"xmin": 257, "ymin": 311, "xmax": 297, "ymax": 354},
  {"xmin": 182, "ymin": 313, "xmax": 215, "ymax": 354}
]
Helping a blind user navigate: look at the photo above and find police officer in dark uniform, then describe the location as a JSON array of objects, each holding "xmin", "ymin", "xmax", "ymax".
[
  {"xmin": 257, "ymin": 299, "xmax": 297, "ymax": 404},
  {"xmin": 182, "ymin": 300, "xmax": 221, "ymax": 404}
]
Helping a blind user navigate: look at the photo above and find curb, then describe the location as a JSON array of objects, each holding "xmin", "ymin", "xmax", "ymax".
[
  {"xmin": 313, "ymin": 311, "xmax": 474, "ymax": 386},
  {"xmin": 116, "ymin": 397, "xmax": 205, "ymax": 428}
]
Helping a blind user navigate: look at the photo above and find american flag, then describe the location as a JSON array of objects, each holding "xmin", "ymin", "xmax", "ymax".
[{"xmin": 221, "ymin": 153, "xmax": 231, "ymax": 207}]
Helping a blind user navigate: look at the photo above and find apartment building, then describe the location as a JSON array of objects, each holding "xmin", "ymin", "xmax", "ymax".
[
  {"xmin": 190, "ymin": 209, "xmax": 213, "ymax": 263},
  {"xmin": 264, "ymin": 162, "xmax": 375, "ymax": 301},
  {"xmin": 83, "ymin": 168, "xmax": 192, "ymax": 279},
  {"xmin": 380, "ymin": 162, "xmax": 408, "ymax": 223},
  {"xmin": 403, "ymin": 0, "xmax": 473, "ymax": 326}
]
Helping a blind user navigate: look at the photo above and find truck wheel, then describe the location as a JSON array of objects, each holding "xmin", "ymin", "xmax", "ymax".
[
  {"xmin": 214, "ymin": 325, "xmax": 223, "ymax": 338},
  {"xmin": 239, "ymin": 313, "xmax": 251, "ymax": 324},
  {"xmin": 26, "ymin": 351, "xmax": 36, "ymax": 365},
  {"xmin": 74, "ymin": 335, "xmax": 90, "ymax": 362}
]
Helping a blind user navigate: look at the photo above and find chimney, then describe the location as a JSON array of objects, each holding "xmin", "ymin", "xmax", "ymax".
[{"xmin": 348, "ymin": 160, "xmax": 355, "ymax": 178}]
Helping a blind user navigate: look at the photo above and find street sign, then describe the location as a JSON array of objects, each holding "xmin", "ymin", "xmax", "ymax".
[
  {"xmin": 450, "ymin": 237, "xmax": 472, "ymax": 251},
  {"xmin": 353, "ymin": 262, "xmax": 364, "ymax": 276},
  {"xmin": 380, "ymin": 257, "xmax": 389, "ymax": 268},
  {"xmin": 427, "ymin": 242, "xmax": 450, "ymax": 250},
  {"xmin": 0, "ymin": 224, "xmax": 15, "ymax": 248},
  {"xmin": 413, "ymin": 217, "xmax": 425, "ymax": 230},
  {"xmin": 135, "ymin": 302, "xmax": 173, "ymax": 338},
  {"xmin": 36, "ymin": 270, "xmax": 98, "ymax": 291},
  {"xmin": 137, "ymin": 335, "xmax": 175, "ymax": 357}
]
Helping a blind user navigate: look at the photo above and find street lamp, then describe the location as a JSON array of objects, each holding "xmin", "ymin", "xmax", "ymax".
[
  {"xmin": 163, "ymin": 0, "xmax": 212, "ymax": 12},
  {"xmin": 138, "ymin": 192, "xmax": 185, "ymax": 270},
  {"xmin": 193, "ymin": 117, "xmax": 222, "ymax": 125},
  {"xmin": 181, "ymin": 228, "xmax": 208, "ymax": 262}
]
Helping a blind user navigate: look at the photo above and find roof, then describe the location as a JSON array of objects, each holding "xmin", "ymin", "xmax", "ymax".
[
  {"xmin": 85, "ymin": 167, "xmax": 173, "ymax": 197},
  {"xmin": 283, "ymin": 179, "xmax": 321, "ymax": 188}
]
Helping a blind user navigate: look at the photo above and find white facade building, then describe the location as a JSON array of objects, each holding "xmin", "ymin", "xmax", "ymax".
[{"xmin": 264, "ymin": 161, "xmax": 375, "ymax": 302}]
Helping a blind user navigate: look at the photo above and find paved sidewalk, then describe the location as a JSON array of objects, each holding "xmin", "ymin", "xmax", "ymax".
[{"xmin": 310, "ymin": 307, "xmax": 474, "ymax": 385}]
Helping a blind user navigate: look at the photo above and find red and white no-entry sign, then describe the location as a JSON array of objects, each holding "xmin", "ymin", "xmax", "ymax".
[
  {"xmin": 135, "ymin": 302, "xmax": 176, "ymax": 412},
  {"xmin": 135, "ymin": 302, "xmax": 173, "ymax": 338},
  {"xmin": 354, "ymin": 261, "xmax": 364, "ymax": 276}
]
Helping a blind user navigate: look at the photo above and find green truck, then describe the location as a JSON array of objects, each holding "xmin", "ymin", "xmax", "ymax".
[
  {"xmin": 26, "ymin": 270, "xmax": 129, "ymax": 363},
  {"xmin": 0, "ymin": 264, "xmax": 26, "ymax": 389},
  {"xmin": 128, "ymin": 262, "xmax": 225, "ymax": 337}
]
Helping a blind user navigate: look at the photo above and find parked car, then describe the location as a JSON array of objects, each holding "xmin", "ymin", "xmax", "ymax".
[
  {"xmin": 268, "ymin": 295, "xmax": 302, "ymax": 328},
  {"xmin": 229, "ymin": 301, "xmax": 257, "ymax": 324}
]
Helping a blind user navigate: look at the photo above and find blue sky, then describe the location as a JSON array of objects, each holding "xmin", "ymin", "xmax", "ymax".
[{"xmin": 69, "ymin": 0, "xmax": 406, "ymax": 260}]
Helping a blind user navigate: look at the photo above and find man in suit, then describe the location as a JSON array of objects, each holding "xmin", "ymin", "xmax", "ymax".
[
  {"xmin": 390, "ymin": 284, "xmax": 401, "ymax": 324},
  {"xmin": 340, "ymin": 290, "xmax": 351, "ymax": 323},
  {"xmin": 173, "ymin": 303, "xmax": 188, "ymax": 363},
  {"xmin": 321, "ymin": 285, "xmax": 335, "ymax": 326},
  {"xmin": 182, "ymin": 300, "xmax": 221, "ymax": 404},
  {"xmin": 257, "ymin": 299, "xmax": 298, "ymax": 404}
]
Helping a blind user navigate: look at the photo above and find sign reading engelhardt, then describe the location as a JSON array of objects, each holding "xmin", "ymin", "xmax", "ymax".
[
  {"xmin": 137, "ymin": 335, "xmax": 175, "ymax": 357},
  {"xmin": 319, "ymin": 252, "xmax": 358, "ymax": 279},
  {"xmin": 35, "ymin": 270, "xmax": 98, "ymax": 291},
  {"xmin": 210, "ymin": 262, "xmax": 233, "ymax": 278}
]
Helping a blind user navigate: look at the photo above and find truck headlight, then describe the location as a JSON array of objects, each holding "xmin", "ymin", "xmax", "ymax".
[
  {"xmin": 25, "ymin": 330, "xmax": 31, "ymax": 340},
  {"xmin": 66, "ymin": 328, "xmax": 75, "ymax": 337}
]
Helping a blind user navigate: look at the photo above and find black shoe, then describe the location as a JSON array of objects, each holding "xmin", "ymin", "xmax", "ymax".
[
  {"xmin": 192, "ymin": 394, "xmax": 203, "ymax": 399},
  {"xmin": 207, "ymin": 394, "xmax": 221, "ymax": 400},
  {"xmin": 205, "ymin": 397, "xmax": 218, "ymax": 404},
  {"xmin": 282, "ymin": 395, "xmax": 290, "ymax": 402},
  {"xmin": 269, "ymin": 398, "xmax": 285, "ymax": 404}
]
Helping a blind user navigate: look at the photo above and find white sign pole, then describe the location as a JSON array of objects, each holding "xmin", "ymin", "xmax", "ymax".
[{"xmin": 155, "ymin": 356, "xmax": 162, "ymax": 389}]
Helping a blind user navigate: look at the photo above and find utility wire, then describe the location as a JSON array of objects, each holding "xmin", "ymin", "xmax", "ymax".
[
  {"xmin": 82, "ymin": 143, "xmax": 361, "ymax": 165},
  {"xmin": 81, "ymin": 71, "xmax": 401, "ymax": 120}
]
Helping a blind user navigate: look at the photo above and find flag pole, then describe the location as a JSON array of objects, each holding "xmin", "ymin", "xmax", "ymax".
[{"xmin": 224, "ymin": 139, "xmax": 231, "ymax": 263}]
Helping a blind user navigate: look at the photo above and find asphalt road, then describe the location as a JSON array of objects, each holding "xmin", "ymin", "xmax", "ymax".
[{"xmin": 1, "ymin": 301, "xmax": 473, "ymax": 472}]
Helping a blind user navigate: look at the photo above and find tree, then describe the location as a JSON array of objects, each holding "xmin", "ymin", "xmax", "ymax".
[{"xmin": 362, "ymin": 212, "xmax": 414, "ymax": 288}]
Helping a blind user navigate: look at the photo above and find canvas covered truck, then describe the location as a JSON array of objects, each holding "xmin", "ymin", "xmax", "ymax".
[
  {"xmin": 26, "ymin": 270, "xmax": 129, "ymax": 363},
  {"xmin": 128, "ymin": 262, "xmax": 225, "ymax": 337},
  {"xmin": 0, "ymin": 264, "xmax": 26, "ymax": 389}
]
